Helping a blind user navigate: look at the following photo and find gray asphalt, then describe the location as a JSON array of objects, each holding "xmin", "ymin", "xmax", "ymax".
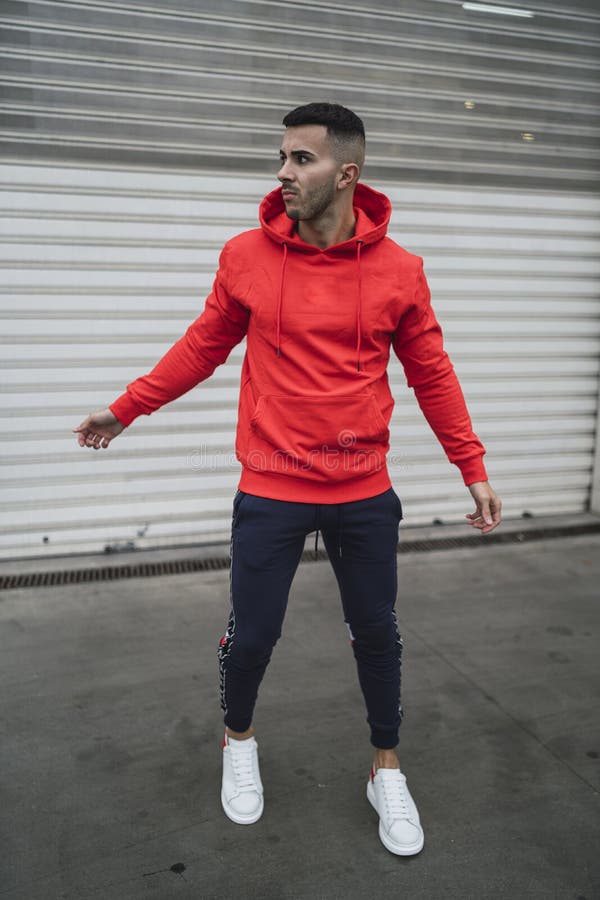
[{"xmin": 1, "ymin": 518, "xmax": 599, "ymax": 900}]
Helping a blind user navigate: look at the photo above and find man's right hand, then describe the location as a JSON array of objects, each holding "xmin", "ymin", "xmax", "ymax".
[{"xmin": 73, "ymin": 408, "xmax": 125, "ymax": 449}]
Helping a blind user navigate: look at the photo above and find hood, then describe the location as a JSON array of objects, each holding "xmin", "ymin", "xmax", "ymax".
[
  {"xmin": 258, "ymin": 182, "xmax": 392, "ymax": 372},
  {"xmin": 259, "ymin": 182, "xmax": 391, "ymax": 252}
]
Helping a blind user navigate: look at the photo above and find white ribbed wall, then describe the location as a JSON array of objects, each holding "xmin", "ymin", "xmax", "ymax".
[
  {"xmin": 1, "ymin": 0, "xmax": 599, "ymax": 558},
  {"xmin": 1, "ymin": 162, "xmax": 599, "ymax": 559}
]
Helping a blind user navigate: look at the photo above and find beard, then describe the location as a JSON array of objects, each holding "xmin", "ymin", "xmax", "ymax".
[{"xmin": 284, "ymin": 176, "xmax": 337, "ymax": 221}]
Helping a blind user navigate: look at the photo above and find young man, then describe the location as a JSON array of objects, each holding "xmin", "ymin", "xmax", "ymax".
[{"xmin": 74, "ymin": 102, "xmax": 502, "ymax": 856}]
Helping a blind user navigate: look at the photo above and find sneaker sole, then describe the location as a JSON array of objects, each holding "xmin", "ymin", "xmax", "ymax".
[
  {"xmin": 221, "ymin": 789, "xmax": 264, "ymax": 825},
  {"xmin": 367, "ymin": 781, "xmax": 424, "ymax": 856}
]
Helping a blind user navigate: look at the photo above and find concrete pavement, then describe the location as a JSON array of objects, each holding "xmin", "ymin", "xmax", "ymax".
[{"xmin": 1, "ymin": 522, "xmax": 599, "ymax": 899}]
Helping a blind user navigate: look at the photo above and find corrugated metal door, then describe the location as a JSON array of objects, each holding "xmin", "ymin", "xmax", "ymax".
[
  {"xmin": 1, "ymin": 162, "xmax": 599, "ymax": 559},
  {"xmin": 1, "ymin": 0, "xmax": 599, "ymax": 558}
]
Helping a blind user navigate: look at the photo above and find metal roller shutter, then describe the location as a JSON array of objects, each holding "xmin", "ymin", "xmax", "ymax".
[
  {"xmin": 1, "ymin": 0, "xmax": 599, "ymax": 558},
  {"xmin": 1, "ymin": 163, "xmax": 599, "ymax": 558}
]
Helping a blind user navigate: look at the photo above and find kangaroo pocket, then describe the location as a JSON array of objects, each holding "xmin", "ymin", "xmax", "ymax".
[{"xmin": 245, "ymin": 392, "xmax": 389, "ymax": 483}]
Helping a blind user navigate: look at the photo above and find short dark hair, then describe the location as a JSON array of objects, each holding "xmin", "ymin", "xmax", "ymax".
[
  {"xmin": 282, "ymin": 102, "xmax": 365, "ymax": 141},
  {"xmin": 282, "ymin": 102, "xmax": 366, "ymax": 169}
]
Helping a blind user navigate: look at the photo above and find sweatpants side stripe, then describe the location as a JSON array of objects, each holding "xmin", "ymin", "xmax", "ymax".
[
  {"xmin": 217, "ymin": 529, "xmax": 236, "ymax": 714},
  {"xmin": 392, "ymin": 608, "xmax": 404, "ymax": 723}
]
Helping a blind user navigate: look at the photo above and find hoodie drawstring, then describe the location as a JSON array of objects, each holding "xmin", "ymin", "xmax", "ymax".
[
  {"xmin": 355, "ymin": 240, "xmax": 363, "ymax": 372},
  {"xmin": 276, "ymin": 241, "xmax": 288, "ymax": 358}
]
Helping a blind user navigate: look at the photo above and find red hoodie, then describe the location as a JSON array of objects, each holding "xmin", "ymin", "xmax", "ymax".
[{"xmin": 110, "ymin": 183, "xmax": 487, "ymax": 503}]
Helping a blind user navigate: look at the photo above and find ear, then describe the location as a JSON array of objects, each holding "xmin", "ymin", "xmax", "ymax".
[{"xmin": 337, "ymin": 162, "xmax": 360, "ymax": 191}]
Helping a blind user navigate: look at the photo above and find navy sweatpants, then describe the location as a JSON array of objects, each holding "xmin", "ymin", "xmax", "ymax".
[{"xmin": 217, "ymin": 487, "xmax": 404, "ymax": 749}]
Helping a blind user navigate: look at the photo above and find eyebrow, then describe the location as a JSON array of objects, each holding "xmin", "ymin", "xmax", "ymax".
[{"xmin": 278, "ymin": 149, "xmax": 317, "ymax": 159}]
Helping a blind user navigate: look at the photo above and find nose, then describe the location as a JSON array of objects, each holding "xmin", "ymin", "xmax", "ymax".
[{"xmin": 277, "ymin": 159, "xmax": 294, "ymax": 183}]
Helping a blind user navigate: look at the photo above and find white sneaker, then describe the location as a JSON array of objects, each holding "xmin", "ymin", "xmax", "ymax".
[
  {"xmin": 367, "ymin": 766, "xmax": 424, "ymax": 856},
  {"xmin": 221, "ymin": 732, "xmax": 264, "ymax": 825}
]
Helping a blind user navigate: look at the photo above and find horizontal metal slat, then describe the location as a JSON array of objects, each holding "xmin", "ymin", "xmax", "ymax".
[
  {"xmin": 3, "ymin": 211, "xmax": 600, "ymax": 239},
  {"xmin": 2, "ymin": 356, "xmax": 598, "ymax": 385},
  {"xmin": 2, "ymin": 434, "xmax": 596, "ymax": 482},
  {"xmin": 4, "ymin": 49, "xmax": 594, "ymax": 146},
  {"xmin": 3, "ymin": 373, "xmax": 598, "ymax": 405},
  {"xmin": 4, "ymin": 83, "xmax": 600, "ymax": 147},
  {"xmin": 1, "ymin": 315, "xmax": 598, "ymax": 341},
  {"xmin": 2, "ymin": 167, "xmax": 599, "ymax": 214},
  {"xmin": 3, "ymin": 447, "xmax": 595, "ymax": 504},
  {"xmin": 3, "ymin": 67, "xmax": 599, "ymax": 139},
  {"xmin": 1, "ymin": 462, "xmax": 591, "ymax": 523},
  {"xmin": 3, "ymin": 9, "xmax": 597, "ymax": 80},
  {"xmin": 49, "ymin": 0, "xmax": 600, "ymax": 36},
  {"xmin": 10, "ymin": 0, "xmax": 600, "ymax": 53},
  {"xmin": 3, "ymin": 100, "xmax": 600, "ymax": 162},
  {"xmin": 3, "ymin": 226, "xmax": 600, "ymax": 256}
]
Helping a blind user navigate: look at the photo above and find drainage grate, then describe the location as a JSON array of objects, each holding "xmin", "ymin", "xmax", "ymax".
[
  {"xmin": 0, "ymin": 555, "xmax": 230, "ymax": 591},
  {"xmin": 1, "ymin": 521, "xmax": 599, "ymax": 591}
]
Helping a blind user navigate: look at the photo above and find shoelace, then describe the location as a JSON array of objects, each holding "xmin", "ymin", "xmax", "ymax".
[
  {"xmin": 379, "ymin": 771, "xmax": 410, "ymax": 819},
  {"xmin": 229, "ymin": 743, "xmax": 258, "ymax": 793}
]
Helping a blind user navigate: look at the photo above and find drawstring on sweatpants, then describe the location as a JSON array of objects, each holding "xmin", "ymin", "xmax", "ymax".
[
  {"xmin": 337, "ymin": 504, "xmax": 343, "ymax": 557},
  {"xmin": 313, "ymin": 507, "xmax": 343, "ymax": 559}
]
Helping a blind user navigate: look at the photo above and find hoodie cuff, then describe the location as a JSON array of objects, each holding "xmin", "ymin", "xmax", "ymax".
[
  {"xmin": 459, "ymin": 455, "xmax": 488, "ymax": 487},
  {"xmin": 109, "ymin": 392, "xmax": 146, "ymax": 428}
]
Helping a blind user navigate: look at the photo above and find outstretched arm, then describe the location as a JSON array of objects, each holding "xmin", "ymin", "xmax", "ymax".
[{"xmin": 73, "ymin": 243, "xmax": 249, "ymax": 446}]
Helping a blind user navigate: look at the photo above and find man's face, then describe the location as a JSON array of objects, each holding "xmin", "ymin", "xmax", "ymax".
[{"xmin": 277, "ymin": 125, "xmax": 340, "ymax": 222}]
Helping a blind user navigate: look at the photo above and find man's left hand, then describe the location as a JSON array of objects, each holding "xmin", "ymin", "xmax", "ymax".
[{"xmin": 466, "ymin": 481, "xmax": 502, "ymax": 534}]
